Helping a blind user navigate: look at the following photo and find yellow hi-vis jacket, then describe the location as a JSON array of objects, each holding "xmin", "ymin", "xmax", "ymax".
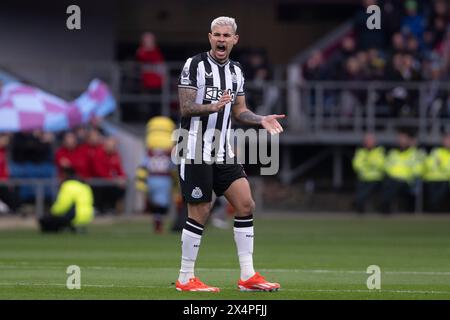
[
  {"xmin": 50, "ymin": 179, "xmax": 94, "ymax": 226},
  {"xmin": 384, "ymin": 147, "xmax": 425, "ymax": 183},
  {"xmin": 352, "ymin": 147, "xmax": 385, "ymax": 182},
  {"xmin": 146, "ymin": 116, "xmax": 176, "ymax": 150},
  {"xmin": 422, "ymin": 147, "xmax": 450, "ymax": 182}
]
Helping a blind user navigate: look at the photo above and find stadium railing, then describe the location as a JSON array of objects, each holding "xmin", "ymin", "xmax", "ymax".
[
  {"xmin": 289, "ymin": 80, "xmax": 450, "ymax": 145},
  {"xmin": 0, "ymin": 178, "xmax": 135, "ymax": 218}
]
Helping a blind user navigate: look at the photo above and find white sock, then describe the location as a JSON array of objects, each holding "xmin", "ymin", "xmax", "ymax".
[
  {"xmin": 234, "ymin": 215, "xmax": 255, "ymax": 281},
  {"xmin": 178, "ymin": 218, "xmax": 204, "ymax": 284}
]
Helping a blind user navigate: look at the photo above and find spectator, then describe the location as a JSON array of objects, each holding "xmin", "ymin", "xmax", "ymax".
[
  {"xmin": 405, "ymin": 35, "xmax": 422, "ymax": 60},
  {"xmin": 367, "ymin": 48, "xmax": 386, "ymax": 80},
  {"xmin": 389, "ymin": 32, "xmax": 407, "ymax": 58},
  {"xmin": 302, "ymin": 50, "xmax": 328, "ymax": 81},
  {"xmin": 77, "ymin": 128, "xmax": 104, "ymax": 179},
  {"xmin": 381, "ymin": 129, "xmax": 425, "ymax": 214},
  {"xmin": 0, "ymin": 133, "xmax": 18, "ymax": 214},
  {"xmin": 241, "ymin": 49, "xmax": 279, "ymax": 115},
  {"xmin": 38, "ymin": 166, "xmax": 94, "ymax": 233},
  {"xmin": 423, "ymin": 61, "xmax": 448, "ymax": 117},
  {"xmin": 92, "ymin": 136, "xmax": 126, "ymax": 215},
  {"xmin": 54, "ymin": 131, "xmax": 87, "ymax": 179},
  {"xmin": 401, "ymin": 0, "xmax": 426, "ymax": 43},
  {"xmin": 352, "ymin": 133, "xmax": 385, "ymax": 213},
  {"xmin": 9, "ymin": 130, "xmax": 55, "ymax": 204},
  {"xmin": 328, "ymin": 36, "xmax": 357, "ymax": 79},
  {"xmin": 385, "ymin": 53, "xmax": 422, "ymax": 117},
  {"xmin": 136, "ymin": 32, "xmax": 166, "ymax": 120},
  {"xmin": 430, "ymin": 16, "xmax": 448, "ymax": 53},
  {"xmin": 11, "ymin": 130, "xmax": 54, "ymax": 164},
  {"xmin": 74, "ymin": 125, "xmax": 89, "ymax": 144},
  {"xmin": 382, "ymin": 0, "xmax": 404, "ymax": 42},
  {"xmin": 422, "ymin": 132, "xmax": 450, "ymax": 212},
  {"xmin": 339, "ymin": 56, "xmax": 367, "ymax": 117},
  {"xmin": 302, "ymin": 50, "xmax": 331, "ymax": 114}
]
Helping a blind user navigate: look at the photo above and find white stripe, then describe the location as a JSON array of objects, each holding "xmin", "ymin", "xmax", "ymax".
[
  {"xmin": 234, "ymin": 218, "xmax": 253, "ymax": 222},
  {"xmin": 236, "ymin": 64, "xmax": 245, "ymax": 95},
  {"xmin": 180, "ymin": 158, "xmax": 185, "ymax": 180},
  {"xmin": 187, "ymin": 117, "xmax": 200, "ymax": 160},
  {"xmin": 203, "ymin": 62, "xmax": 221, "ymax": 162},
  {"xmin": 233, "ymin": 226, "xmax": 254, "ymax": 233},
  {"xmin": 226, "ymin": 118, "xmax": 234, "ymax": 158},
  {"xmin": 182, "ymin": 228, "xmax": 202, "ymax": 239},
  {"xmin": 186, "ymin": 221, "xmax": 203, "ymax": 231},
  {"xmin": 216, "ymin": 64, "xmax": 233, "ymax": 162},
  {"xmin": 196, "ymin": 61, "xmax": 206, "ymax": 95}
]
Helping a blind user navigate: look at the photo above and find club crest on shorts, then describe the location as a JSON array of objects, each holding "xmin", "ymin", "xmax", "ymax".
[{"xmin": 191, "ymin": 187, "xmax": 203, "ymax": 199}]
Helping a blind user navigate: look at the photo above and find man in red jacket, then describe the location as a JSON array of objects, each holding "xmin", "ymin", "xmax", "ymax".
[
  {"xmin": 0, "ymin": 133, "xmax": 18, "ymax": 214},
  {"xmin": 77, "ymin": 128, "xmax": 104, "ymax": 179},
  {"xmin": 136, "ymin": 32, "xmax": 165, "ymax": 90},
  {"xmin": 92, "ymin": 136, "xmax": 126, "ymax": 214},
  {"xmin": 55, "ymin": 132, "xmax": 87, "ymax": 179},
  {"xmin": 136, "ymin": 32, "xmax": 166, "ymax": 120}
]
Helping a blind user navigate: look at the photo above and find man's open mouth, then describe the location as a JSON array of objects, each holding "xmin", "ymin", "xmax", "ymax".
[{"xmin": 217, "ymin": 44, "xmax": 226, "ymax": 52}]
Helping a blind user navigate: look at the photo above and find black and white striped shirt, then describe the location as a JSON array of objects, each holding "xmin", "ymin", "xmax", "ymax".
[{"xmin": 177, "ymin": 51, "xmax": 245, "ymax": 163}]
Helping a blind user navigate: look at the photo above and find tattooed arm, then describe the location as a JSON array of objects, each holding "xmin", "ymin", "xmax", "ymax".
[
  {"xmin": 178, "ymin": 88, "xmax": 231, "ymax": 117},
  {"xmin": 232, "ymin": 95, "xmax": 286, "ymax": 135},
  {"xmin": 232, "ymin": 95, "xmax": 263, "ymax": 125}
]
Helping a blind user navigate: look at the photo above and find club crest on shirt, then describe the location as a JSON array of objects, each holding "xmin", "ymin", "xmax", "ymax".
[{"xmin": 231, "ymin": 72, "xmax": 238, "ymax": 83}]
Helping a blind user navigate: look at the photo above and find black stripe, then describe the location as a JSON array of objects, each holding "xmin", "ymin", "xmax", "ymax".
[
  {"xmin": 234, "ymin": 214, "xmax": 253, "ymax": 221},
  {"xmin": 187, "ymin": 217, "xmax": 204, "ymax": 229},
  {"xmin": 184, "ymin": 225, "xmax": 203, "ymax": 236},
  {"xmin": 234, "ymin": 221, "xmax": 253, "ymax": 228}
]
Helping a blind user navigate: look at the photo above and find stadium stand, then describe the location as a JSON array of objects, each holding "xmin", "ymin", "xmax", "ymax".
[{"xmin": 0, "ymin": 0, "xmax": 448, "ymax": 214}]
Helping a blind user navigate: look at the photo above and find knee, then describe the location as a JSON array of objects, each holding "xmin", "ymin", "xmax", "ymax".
[
  {"xmin": 237, "ymin": 198, "xmax": 256, "ymax": 216},
  {"xmin": 188, "ymin": 202, "xmax": 211, "ymax": 225}
]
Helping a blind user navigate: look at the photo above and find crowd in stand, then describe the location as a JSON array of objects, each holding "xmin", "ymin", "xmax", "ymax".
[
  {"xmin": 303, "ymin": 0, "xmax": 450, "ymax": 118},
  {"xmin": 0, "ymin": 126, "xmax": 126, "ymax": 216}
]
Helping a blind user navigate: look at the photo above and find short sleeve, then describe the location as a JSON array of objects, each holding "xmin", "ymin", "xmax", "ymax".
[
  {"xmin": 178, "ymin": 57, "xmax": 198, "ymax": 90},
  {"xmin": 237, "ymin": 66, "xmax": 245, "ymax": 96}
]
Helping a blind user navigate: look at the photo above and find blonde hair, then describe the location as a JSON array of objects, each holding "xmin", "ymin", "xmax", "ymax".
[{"xmin": 210, "ymin": 16, "xmax": 237, "ymax": 33}]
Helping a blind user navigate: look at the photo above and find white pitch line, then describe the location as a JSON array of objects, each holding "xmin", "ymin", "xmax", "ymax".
[
  {"xmin": 0, "ymin": 282, "xmax": 449, "ymax": 295},
  {"xmin": 1, "ymin": 264, "xmax": 450, "ymax": 276},
  {"xmin": 0, "ymin": 282, "xmax": 167, "ymax": 289}
]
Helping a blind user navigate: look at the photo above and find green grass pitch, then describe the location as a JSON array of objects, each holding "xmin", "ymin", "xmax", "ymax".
[{"xmin": 1, "ymin": 214, "xmax": 450, "ymax": 299}]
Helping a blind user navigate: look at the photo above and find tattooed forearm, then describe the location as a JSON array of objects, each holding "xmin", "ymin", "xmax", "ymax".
[
  {"xmin": 236, "ymin": 110, "xmax": 263, "ymax": 125},
  {"xmin": 179, "ymin": 88, "xmax": 212, "ymax": 117}
]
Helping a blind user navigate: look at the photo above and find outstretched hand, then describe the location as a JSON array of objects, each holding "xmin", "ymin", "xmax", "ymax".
[{"xmin": 261, "ymin": 114, "xmax": 285, "ymax": 135}]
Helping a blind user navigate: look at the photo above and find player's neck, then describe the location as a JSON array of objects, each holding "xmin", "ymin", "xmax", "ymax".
[{"xmin": 208, "ymin": 50, "xmax": 229, "ymax": 66}]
